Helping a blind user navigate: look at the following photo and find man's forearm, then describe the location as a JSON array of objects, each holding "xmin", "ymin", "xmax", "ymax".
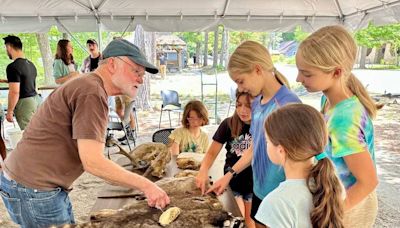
[{"xmin": 7, "ymin": 92, "xmax": 19, "ymax": 113}]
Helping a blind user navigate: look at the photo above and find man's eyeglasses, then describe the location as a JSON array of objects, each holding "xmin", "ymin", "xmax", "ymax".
[{"xmin": 115, "ymin": 56, "xmax": 145, "ymax": 78}]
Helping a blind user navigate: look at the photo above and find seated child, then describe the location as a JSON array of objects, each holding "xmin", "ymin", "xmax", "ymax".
[{"xmin": 169, "ymin": 100, "xmax": 209, "ymax": 155}]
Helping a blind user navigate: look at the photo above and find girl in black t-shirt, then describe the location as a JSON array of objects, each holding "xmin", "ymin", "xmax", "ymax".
[{"xmin": 196, "ymin": 91, "xmax": 255, "ymax": 228}]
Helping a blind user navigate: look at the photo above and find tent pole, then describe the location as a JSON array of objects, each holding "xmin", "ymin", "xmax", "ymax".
[
  {"xmin": 55, "ymin": 17, "xmax": 89, "ymax": 54},
  {"xmin": 97, "ymin": 21, "xmax": 103, "ymax": 52},
  {"xmin": 333, "ymin": 0, "xmax": 344, "ymax": 23},
  {"xmin": 121, "ymin": 16, "xmax": 135, "ymax": 38}
]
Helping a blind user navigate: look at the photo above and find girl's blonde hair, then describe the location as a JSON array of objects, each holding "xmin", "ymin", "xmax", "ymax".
[
  {"xmin": 181, "ymin": 100, "xmax": 209, "ymax": 128},
  {"xmin": 265, "ymin": 104, "xmax": 344, "ymax": 228},
  {"xmin": 228, "ymin": 91, "xmax": 252, "ymax": 138},
  {"xmin": 297, "ymin": 25, "xmax": 379, "ymax": 118},
  {"xmin": 228, "ymin": 40, "xmax": 289, "ymax": 88}
]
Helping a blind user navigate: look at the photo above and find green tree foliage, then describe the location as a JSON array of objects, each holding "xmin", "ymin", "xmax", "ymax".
[
  {"xmin": 174, "ymin": 32, "xmax": 203, "ymax": 56},
  {"xmin": 228, "ymin": 31, "xmax": 269, "ymax": 52},
  {"xmin": 355, "ymin": 23, "xmax": 400, "ymax": 48},
  {"xmin": 0, "ymin": 33, "xmax": 44, "ymax": 84},
  {"xmin": 293, "ymin": 26, "xmax": 309, "ymax": 42}
]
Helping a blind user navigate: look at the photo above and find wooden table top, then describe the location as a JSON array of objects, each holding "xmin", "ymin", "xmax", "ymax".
[{"xmin": 91, "ymin": 154, "xmax": 242, "ymax": 217}]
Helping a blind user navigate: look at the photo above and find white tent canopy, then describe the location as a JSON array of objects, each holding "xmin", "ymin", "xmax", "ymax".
[{"xmin": 0, "ymin": 0, "xmax": 399, "ymax": 33}]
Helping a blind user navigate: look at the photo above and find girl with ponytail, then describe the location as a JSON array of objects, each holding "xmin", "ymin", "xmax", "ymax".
[
  {"xmin": 256, "ymin": 103, "xmax": 344, "ymax": 228},
  {"xmin": 296, "ymin": 25, "xmax": 378, "ymax": 227}
]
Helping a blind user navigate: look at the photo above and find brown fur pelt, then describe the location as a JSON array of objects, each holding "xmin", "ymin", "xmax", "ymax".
[
  {"xmin": 176, "ymin": 157, "xmax": 201, "ymax": 170},
  {"xmin": 56, "ymin": 177, "xmax": 243, "ymax": 228},
  {"xmin": 175, "ymin": 152, "xmax": 204, "ymax": 170},
  {"xmin": 113, "ymin": 142, "xmax": 171, "ymax": 178},
  {"xmin": 174, "ymin": 170, "xmax": 199, "ymax": 178}
]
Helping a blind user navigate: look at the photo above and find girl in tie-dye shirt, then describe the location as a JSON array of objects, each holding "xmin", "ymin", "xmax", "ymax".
[{"xmin": 296, "ymin": 25, "xmax": 380, "ymax": 227}]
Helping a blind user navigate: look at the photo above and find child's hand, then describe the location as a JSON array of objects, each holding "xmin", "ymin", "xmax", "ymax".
[
  {"xmin": 206, "ymin": 174, "xmax": 231, "ymax": 196},
  {"xmin": 195, "ymin": 170, "xmax": 208, "ymax": 195}
]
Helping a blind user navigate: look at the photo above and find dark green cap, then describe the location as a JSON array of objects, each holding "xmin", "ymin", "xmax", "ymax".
[{"xmin": 102, "ymin": 39, "xmax": 158, "ymax": 74}]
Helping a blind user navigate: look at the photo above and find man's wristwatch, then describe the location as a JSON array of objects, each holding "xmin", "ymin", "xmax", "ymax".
[{"xmin": 227, "ymin": 166, "xmax": 238, "ymax": 178}]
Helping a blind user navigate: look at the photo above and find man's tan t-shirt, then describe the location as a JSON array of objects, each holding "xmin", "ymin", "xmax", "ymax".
[{"xmin": 4, "ymin": 74, "xmax": 108, "ymax": 190}]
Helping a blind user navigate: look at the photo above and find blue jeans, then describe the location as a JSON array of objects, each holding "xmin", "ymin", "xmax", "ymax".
[
  {"xmin": 232, "ymin": 190, "xmax": 253, "ymax": 202},
  {"xmin": 0, "ymin": 172, "xmax": 75, "ymax": 228}
]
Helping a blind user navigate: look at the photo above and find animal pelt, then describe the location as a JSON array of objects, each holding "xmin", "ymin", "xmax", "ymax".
[
  {"xmin": 55, "ymin": 177, "xmax": 243, "ymax": 228},
  {"xmin": 113, "ymin": 142, "xmax": 171, "ymax": 178},
  {"xmin": 175, "ymin": 152, "xmax": 204, "ymax": 170},
  {"xmin": 174, "ymin": 170, "xmax": 199, "ymax": 178}
]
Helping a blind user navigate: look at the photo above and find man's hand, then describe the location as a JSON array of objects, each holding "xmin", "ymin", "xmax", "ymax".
[
  {"xmin": 0, "ymin": 79, "xmax": 8, "ymax": 83},
  {"xmin": 143, "ymin": 183, "xmax": 170, "ymax": 209},
  {"xmin": 6, "ymin": 111, "xmax": 14, "ymax": 122}
]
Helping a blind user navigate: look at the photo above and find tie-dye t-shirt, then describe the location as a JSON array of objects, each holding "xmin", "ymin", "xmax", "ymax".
[
  {"xmin": 322, "ymin": 96, "xmax": 376, "ymax": 189},
  {"xmin": 169, "ymin": 127, "xmax": 209, "ymax": 153},
  {"xmin": 251, "ymin": 85, "xmax": 301, "ymax": 199}
]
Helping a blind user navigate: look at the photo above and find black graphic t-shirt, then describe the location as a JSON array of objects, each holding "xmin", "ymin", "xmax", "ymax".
[
  {"xmin": 90, "ymin": 56, "xmax": 100, "ymax": 71},
  {"xmin": 213, "ymin": 118, "xmax": 253, "ymax": 195}
]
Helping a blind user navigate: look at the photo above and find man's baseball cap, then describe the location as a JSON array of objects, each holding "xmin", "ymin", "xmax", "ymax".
[
  {"xmin": 86, "ymin": 39, "xmax": 97, "ymax": 45},
  {"xmin": 102, "ymin": 39, "xmax": 158, "ymax": 74}
]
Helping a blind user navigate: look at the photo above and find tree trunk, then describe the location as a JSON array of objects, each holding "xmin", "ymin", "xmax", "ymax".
[
  {"xmin": 36, "ymin": 33, "xmax": 55, "ymax": 85},
  {"xmin": 383, "ymin": 43, "xmax": 392, "ymax": 62},
  {"xmin": 219, "ymin": 27, "xmax": 226, "ymax": 66},
  {"xmin": 359, "ymin": 46, "xmax": 368, "ymax": 69},
  {"xmin": 195, "ymin": 40, "xmax": 201, "ymax": 66},
  {"xmin": 224, "ymin": 30, "xmax": 229, "ymax": 70},
  {"xmin": 213, "ymin": 28, "xmax": 219, "ymax": 68},
  {"xmin": 134, "ymin": 25, "xmax": 153, "ymax": 111},
  {"xmin": 375, "ymin": 46, "xmax": 384, "ymax": 64},
  {"xmin": 203, "ymin": 32, "xmax": 209, "ymax": 67}
]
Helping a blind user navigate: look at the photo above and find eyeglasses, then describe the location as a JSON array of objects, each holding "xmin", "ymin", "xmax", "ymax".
[
  {"xmin": 187, "ymin": 117, "xmax": 202, "ymax": 121},
  {"xmin": 115, "ymin": 56, "xmax": 146, "ymax": 78}
]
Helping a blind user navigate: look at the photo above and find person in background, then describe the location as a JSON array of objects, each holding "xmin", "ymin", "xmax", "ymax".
[
  {"xmin": 114, "ymin": 95, "xmax": 136, "ymax": 144},
  {"xmin": 0, "ymin": 39, "xmax": 169, "ymax": 227},
  {"xmin": 3, "ymin": 35, "xmax": 40, "ymax": 130},
  {"xmin": 53, "ymin": 39, "xmax": 78, "ymax": 84},
  {"xmin": 169, "ymin": 100, "xmax": 209, "ymax": 155},
  {"xmin": 206, "ymin": 40, "xmax": 301, "ymax": 228},
  {"xmin": 296, "ymin": 25, "xmax": 379, "ymax": 227},
  {"xmin": 256, "ymin": 103, "xmax": 344, "ymax": 228},
  {"xmin": 196, "ymin": 91, "xmax": 255, "ymax": 228},
  {"xmin": 81, "ymin": 39, "xmax": 102, "ymax": 73},
  {"xmin": 159, "ymin": 52, "xmax": 167, "ymax": 79}
]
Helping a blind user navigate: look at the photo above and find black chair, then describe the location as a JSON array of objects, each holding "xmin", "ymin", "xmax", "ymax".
[
  {"xmin": 106, "ymin": 100, "xmax": 136, "ymax": 150},
  {"xmin": 152, "ymin": 128, "xmax": 175, "ymax": 145},
  {"xmin": 159, "ymin": 90, "xmax": 182, "ymax": 129}
]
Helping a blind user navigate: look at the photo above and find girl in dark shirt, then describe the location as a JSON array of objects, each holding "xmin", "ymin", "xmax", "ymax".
[{"xmin": 196, "ymin": 91, "xmax": 255, "ymax": 228}]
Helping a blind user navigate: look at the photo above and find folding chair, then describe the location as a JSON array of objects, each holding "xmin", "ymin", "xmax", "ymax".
[
  {"xmin": 159, "ymin": 90, "xmax": 182, "ymax": 128},
  {"xmin": 152, "ymin": 128, "xmax": 175, "ymax": 145}
]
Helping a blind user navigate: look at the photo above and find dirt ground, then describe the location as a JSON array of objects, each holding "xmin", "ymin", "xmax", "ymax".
[{"xmin": 1, "ymin": 93, "xmax": 399, "ymax": 227}]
